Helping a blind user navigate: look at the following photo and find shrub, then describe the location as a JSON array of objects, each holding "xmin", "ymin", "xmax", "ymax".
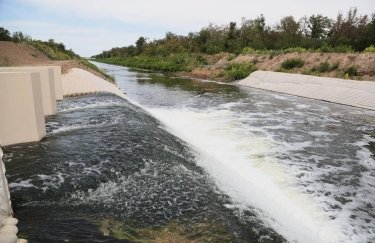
[
  {"xmin": 344, "ymin": 65, "xmax": 358, "ymax": 77},
  {"xmin": 311, "ymin": 61, "xmax": 340, "ymax": 73},
  {"xmin": 364, "ymin": 45, "xmax": 375, "ymax": 53},
  {"xmin": 281, "ymin": 58, "xmax": 305, "ymax": 69},
  {"xmin": 225, "ymin": 62, "xmax": 257, "ymax": 81}
]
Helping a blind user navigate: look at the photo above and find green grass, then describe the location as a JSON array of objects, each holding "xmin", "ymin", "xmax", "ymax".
[
  {"xmin": 364, "ymin": 45, "xmax": 375, "ymax": 53},
  {"xmin": 31, "ymin": 41, "xmax": 73, "ymax": 60},
  {"xmin": 80, "ymin": 59, "xmax": 114, "ymax": 82},
  {"xmin": 224, "ymin": 62, "xmax": 257, "ymax": 81},
  {"xmin": 96, "ymin": 53, "xmax": 205, "ymax": 73},
  {"xmin": 281, "ymin": 58, "xmax": 305, "ymax": 69}
]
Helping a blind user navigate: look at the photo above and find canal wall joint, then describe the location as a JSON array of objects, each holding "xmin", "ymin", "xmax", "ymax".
[{"xmin": 237, "ymin": 71, "xmax": 375, "ymax": 110}]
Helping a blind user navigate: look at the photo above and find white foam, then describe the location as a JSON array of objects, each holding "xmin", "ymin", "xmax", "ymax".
[{"xmin": 146, "ymin": 107, "xmax": 345, "ymax": 243}]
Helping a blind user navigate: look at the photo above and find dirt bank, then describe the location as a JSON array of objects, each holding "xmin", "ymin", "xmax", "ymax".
[
  {"xmin": 180, "ymin": 52, "xmax": 375, "ymax": 82},
  {"xmin": 0, "ymin": 41, "xmax": 112, "ymax": 82}
]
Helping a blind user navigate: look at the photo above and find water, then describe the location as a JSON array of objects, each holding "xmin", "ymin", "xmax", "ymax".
[{"xmin": 3, "ymin": 62, "xmax": 375, "ymax": 242}]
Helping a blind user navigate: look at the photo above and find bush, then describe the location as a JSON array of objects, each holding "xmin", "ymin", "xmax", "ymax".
[
  {"xmin": 225, "ymin": 62, "xmax": 257, "ymax": 81},
  {"xmin": 281, "ymin": 58, "xmax": 305, "ymax": 69},
  {"xmin": 311, "ymin": 61, "xmax": 340, "ymax": 72},
  {"xmin": 344, "ymin": 65, "xmax": 358, "ymax": 76},
  {"xmin": 364, "ymin": 45, "xmax": 375, "ymax": 53}
]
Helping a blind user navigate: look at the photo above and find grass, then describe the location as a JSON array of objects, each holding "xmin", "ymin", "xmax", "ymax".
[
  {"xmin": 31, "ymin": 41, "xmax": 73, "ymax": 60},
  {"xmin": 281, "ymin": 58, "xmax": 305, "ymax": 69},
  {"xmin": 96, "ymin": 53, "xmax": 206, "ymax": 73},
  {"xmin": 80, "ymin": 59, "xmax": 114, "ymax": 82},
  {"xmin": 364, "ymin": 45, "xmax": 375, "ymax": 53},
  {"xmin": 223, "ymin": 62, "xmax": 257, "ymax": 81}
]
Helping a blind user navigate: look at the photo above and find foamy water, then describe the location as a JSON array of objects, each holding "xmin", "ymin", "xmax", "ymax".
[{"xmin": 98, "ymin": 62, "xmax": 375, "ymax": 243}]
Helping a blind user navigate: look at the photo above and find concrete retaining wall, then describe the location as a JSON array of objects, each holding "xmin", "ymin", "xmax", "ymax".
[
  {"xmin": 0, "ymin": 67, "xmax": 57, "ymax": 115},
  {"xmin": 237, "ymin": 71, "xmax": 375, "ymax": 110},
  {"xmin": 62, "ymin": 68, "xmax": 126, "ymax": 99},
  {"xmin": 0, "ymin": 72, "xmax": 46, "ymax": 146}
]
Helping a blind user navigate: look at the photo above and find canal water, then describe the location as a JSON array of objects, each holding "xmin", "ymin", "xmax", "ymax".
[{"xmin": 3, "ymin": 62, "xmax": 375, "ymax": 242}]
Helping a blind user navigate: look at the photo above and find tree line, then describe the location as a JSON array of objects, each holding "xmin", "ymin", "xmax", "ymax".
[{"xmin": 94, "ymin": 8, "xmax": 375, "ymax": 58}]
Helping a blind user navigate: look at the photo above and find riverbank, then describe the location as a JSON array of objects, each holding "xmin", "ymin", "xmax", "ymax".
[{"xmin": 96, "ymin": 52, "xmax": 375, "ymax": 82}]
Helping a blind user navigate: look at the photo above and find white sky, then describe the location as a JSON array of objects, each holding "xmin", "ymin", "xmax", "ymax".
[{"xmin": 2, "ymin": 0, "xmax": 374, "ymax": 56}]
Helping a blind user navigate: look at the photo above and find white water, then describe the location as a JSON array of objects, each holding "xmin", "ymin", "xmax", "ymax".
[
  {"xmin": 97, "ymin": 62, "xmax": 375, "ymax": 242},
  {"xmin": 143, "ymin": 106, "xmax": 345, "ymax": 243}
]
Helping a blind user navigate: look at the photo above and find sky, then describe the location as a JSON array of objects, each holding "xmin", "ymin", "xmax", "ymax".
[{"xmin": 0, "ymin": 0, "xmax": 373, "ymax": 57}]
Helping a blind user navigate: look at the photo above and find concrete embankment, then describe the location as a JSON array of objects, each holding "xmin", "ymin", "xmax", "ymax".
[
  {"xmin": 62, "ymin": 68, "xmax": 125, "ymax": 99},
  {"xmin": 237, "ymin": 71, "xmax": 375, "ymax": 110}
]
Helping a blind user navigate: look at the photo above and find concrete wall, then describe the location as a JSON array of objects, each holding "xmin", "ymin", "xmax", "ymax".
[
  {"xmin": 237, "ymin": 71, "xmax": 375, "ymax": 110},
  {"xmin": 63, "ymin": 68, "xmax": 126, "ymax": 99},
  {"xmin": 0, "ymin": 72, "xmax": 46, "ymax": 146},
  {"xmin": 0, "ymin": 67, "xmax": 57, "ymax": 115},
  {"xmin": 50, "ymin": 66, "xmax": 63, "ymax": 100}
]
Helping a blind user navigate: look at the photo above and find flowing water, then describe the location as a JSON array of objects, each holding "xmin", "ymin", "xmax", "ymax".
[{"xmin": 3, "ymin": 62, "xmax": 375, "ymax": 242}]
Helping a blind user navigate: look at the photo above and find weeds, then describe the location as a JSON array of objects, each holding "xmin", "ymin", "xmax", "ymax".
[{"xmin": 281, "ymin": 58, "xmax": 305, "ymax": 69}]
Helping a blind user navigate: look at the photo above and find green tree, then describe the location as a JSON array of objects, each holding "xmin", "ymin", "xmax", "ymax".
[
  {"xmin": 135, "ymin": 36, "xmax": 146, "ymax": 54},
  {"xmin": 308, "ymin": 15, "xmax": 332, "ymax": 39},
  {"xmin": 0, "ymin": 27, "xmax": 12, "ymax": 41}
]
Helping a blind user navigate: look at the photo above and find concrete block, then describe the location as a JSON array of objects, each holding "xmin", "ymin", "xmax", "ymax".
[
  {"xmin": 0, "ymin": 67, "xmax": 57, "ymax": 115},
  {"xmin": 0, "ymin": 72, "xmax": 46, "ymax": 146},
  {"xmin": 50, "ymin": 66, "xmax": 63, "ymax": 100}
]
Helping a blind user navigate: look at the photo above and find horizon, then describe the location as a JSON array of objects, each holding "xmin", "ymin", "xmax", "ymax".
[{"xmin": 0, "ymin": 0, "xmax": 374, "ymax": 57}]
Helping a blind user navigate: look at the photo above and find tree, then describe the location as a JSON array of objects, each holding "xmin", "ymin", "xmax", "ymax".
[
  {"xmin": 0, "ymin": 27, "xmax": 12, "ymax": 41},
  {"xmin": 135, "ymin": 36, "xmax": 146, "ymax": 54},
  {"xmin": 308, "ymin": 15, "xmax": 332, "ymax": 39},
  {"xmin": 328, "ymin": 8, "xmax": 369, "ymax": 50}
]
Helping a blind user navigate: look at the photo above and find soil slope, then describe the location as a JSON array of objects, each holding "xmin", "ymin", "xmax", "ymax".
[
  {"xmin": 0, "ymin": 41, "xmax": 111, "ymax": 80},
  {"xmin": 182, "ymin": 52, "xmax": 375, "ymax": 82}
]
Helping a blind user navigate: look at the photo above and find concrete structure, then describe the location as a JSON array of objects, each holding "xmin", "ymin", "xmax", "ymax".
[
  {"xmin": 0, "ymin": 67, "xmax": 57, "ymax": 115},
  {"xmin": 237, "ymin": 71, "xmax": 375, "ymax": 110},
  {"xmin": 49, "ymin": 66, "xmax": 63, "ymax": 100},
  {"xmin": 62, "ymin": 68, "xmax": 126, "ymax": 99},
  {"xmin": 0, "ymin": 72, "xmax": 46, "ymax": 146}
]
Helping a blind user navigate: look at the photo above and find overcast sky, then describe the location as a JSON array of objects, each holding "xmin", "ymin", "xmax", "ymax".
[{"xmin": 0, "ymin": 0, "xmax": 373, "ymax": 57}]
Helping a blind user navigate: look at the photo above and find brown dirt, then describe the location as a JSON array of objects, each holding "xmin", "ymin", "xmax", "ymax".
[
  {"xmin": 0, "ymin": 41, "xmax": 113, "ymax": 82},
  {"xmin": 184, "ymin": 52, "xmax": 375, "ymax": 82}
]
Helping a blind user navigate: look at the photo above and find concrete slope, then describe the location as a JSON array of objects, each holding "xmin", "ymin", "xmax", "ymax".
[
  {"xmin": 62, "ymin": 68, "xmax": 125, "ymax": 99},
  {"xmin": 237, "ymin": 71, "xmax": 375, "ymax": 110}
]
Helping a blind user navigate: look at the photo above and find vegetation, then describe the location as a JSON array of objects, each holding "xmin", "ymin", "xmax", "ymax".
[
  {"xmin": 344, "ymin": 65, "xmax": 359, "ymax": 77},
  {"xmin": 281, "ymin": 58, "xmax": 305, "ymax": 69},
  {"xmin": 311, "ymin": 61, "xmax": 339, "ymax": 72},
  {"xmin": 224, "ymin": 63, "xmax": 257, "ymax": 81},
  {"xmin": 93, "ymin": 8, "xmax": 374, "ymax": 76},
  {"xmin": 364, "ymin": 45, "xmax": 375, "ymax": 52}
]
